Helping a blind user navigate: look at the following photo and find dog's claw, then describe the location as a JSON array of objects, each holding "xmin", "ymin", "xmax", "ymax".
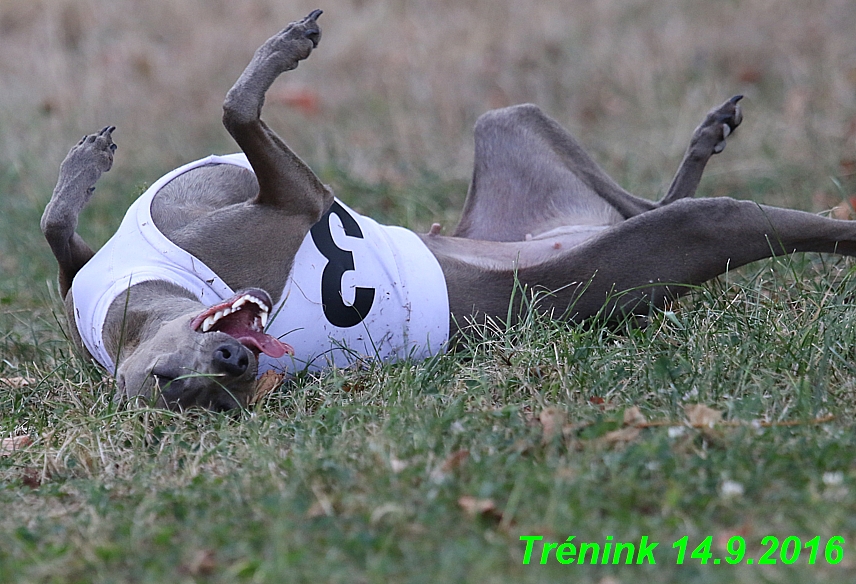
[
  {"xmin": 301, "ymin": 10, "xmax": 322, "ymax": 47},
  {"xmin": 695, "ymin": 95, "xmax": 744, "ymax": 155},
  {"xmin": 731, "ymin": 104, "xmax": 743, "ymax": 128},
  {"xmin": 304, "ymin": 30, "xmax": 320, "ymax": 48}
]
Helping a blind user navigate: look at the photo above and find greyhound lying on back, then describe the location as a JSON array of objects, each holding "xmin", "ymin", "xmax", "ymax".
[{"xmin": 41, "ymin": 10, "xmax": 856, "ymax": 410}]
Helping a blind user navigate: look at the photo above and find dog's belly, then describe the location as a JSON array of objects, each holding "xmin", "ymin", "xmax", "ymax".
[{"xmin": 421, "ymin": 225, "xmax": 609, "ymax": 271}]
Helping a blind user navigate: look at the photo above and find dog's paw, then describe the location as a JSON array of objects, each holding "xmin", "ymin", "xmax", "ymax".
[
  {"xmin": 65, "ymin": 126, "xmax": 116, "ymax": 170},
  {"xmin": 694, "ymin": 95, "xmax": 743, "ymax": 155},
  {"xmin": 259, "ymin": 10, "xmax": 322, "ymax": 69},
  {"xmin": 292, "ymin": 9, "xmax": 322, "ymax": 48},
  {"xmin": 58, "ymin": 126, "xmax": 117, "ymax": 194}
]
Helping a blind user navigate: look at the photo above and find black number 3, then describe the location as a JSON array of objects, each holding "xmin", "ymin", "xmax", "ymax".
[{"xmin": 310, "ymin": 201, "xmax": 376, "ymax": 327}]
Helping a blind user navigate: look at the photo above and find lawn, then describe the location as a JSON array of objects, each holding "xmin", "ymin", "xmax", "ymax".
[{"xmin": 2, "ymin": 1, "xmax": 856, "ymax": 582}]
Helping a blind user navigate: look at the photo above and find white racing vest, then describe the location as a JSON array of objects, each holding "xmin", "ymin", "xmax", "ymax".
[{"xmin": 71, "ymin": 153, "xmax": 450, "ymax": 375}]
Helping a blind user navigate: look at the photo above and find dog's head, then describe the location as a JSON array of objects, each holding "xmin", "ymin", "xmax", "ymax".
[{"xmin": 115, "ymin": 288, "xmax": 292, "ymax": 411}]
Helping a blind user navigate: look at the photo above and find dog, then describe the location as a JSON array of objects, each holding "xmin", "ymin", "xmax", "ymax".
[{"xmin": 41, "ymin": 10, "xmax": 856, "ymax": 410}]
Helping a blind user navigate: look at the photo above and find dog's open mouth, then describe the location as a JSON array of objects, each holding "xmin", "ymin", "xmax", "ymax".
[{"xmin": 189, "ymin": 289, "xmax": 293, "ymax": 358}]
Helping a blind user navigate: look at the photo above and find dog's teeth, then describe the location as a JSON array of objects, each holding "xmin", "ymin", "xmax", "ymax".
[
  {"xmin": 233, "ymin": 294, "xmax": 268, "ymax": 312},
  {"xmin": 199, "ymin": 294, "xmax": 272, "ymax": 333}
]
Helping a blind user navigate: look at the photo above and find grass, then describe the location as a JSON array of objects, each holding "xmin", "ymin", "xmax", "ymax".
[
  {"xmin": 4, "ymin": 226, "xmax": 856, "ymax": 583},
  {"xmin": 3, "ymin": 0, "xmax": 856, "ymax": 582}
]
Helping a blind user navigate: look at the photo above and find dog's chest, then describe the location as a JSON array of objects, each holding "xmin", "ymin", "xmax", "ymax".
[{"xmin": 259, "ymin": 198, "xmax": 449, "ymax": 372}]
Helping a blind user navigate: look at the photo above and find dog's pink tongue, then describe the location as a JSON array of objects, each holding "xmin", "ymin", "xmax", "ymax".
[{"xmin": 235, "ymin": 331, "xmax": 293, "ymax": 358}]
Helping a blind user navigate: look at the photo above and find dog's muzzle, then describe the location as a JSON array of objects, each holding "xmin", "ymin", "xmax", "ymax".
[{"xmin": 189, "ymin": 288, "xmax": 294, "ymax": 358}]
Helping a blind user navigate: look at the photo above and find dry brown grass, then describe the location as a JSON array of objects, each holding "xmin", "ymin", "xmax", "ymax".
[{"xmin": 2, "ymin": 0, "xmax": 856, "ymax": 209}]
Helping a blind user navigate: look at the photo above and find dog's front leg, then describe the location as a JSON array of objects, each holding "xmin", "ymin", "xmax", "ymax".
[
  {"xmin": 659, "ymin": 95, "xmax": 743, "ymax": 206},
  {"xmin": 222, "ymin": 9, "xmax": 332, "ymax": 222},
  {"xmin": 41, "ymin": 126, "xmax": 117, "ymax": 296}
]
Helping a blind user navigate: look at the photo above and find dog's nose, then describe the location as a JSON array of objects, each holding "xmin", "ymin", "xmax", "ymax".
[{"xmin": 212, "ymin": 342, "xmax": 250, "ymax": 377}]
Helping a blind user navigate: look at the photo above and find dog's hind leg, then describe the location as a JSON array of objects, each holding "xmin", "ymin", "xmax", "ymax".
[
  {"xmin": 221, "ymin": 9, "xmax": 332, "ymax": 221},
  {"xmin": 453, "ymin": 104, "xmax": 658, "ymax": 242},
  {"xmin": 453, "ymin": 97, "xmax": 743, "ymax": 243},
  {"xmin": 41, "ymin": 126, "xmax": 116, "ymax": 297},
  {"xmin": 659, "ymin": 95, "xmax": 743, "ymax": 205},
  {"xmin": 514, "ymin": 197, "xmax": 856, "ymax": 322}
]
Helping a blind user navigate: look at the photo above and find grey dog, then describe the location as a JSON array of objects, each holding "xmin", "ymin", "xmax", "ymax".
[{"xmin": 41, "ymin": 10, "xmax": 856, "ymax": 410}]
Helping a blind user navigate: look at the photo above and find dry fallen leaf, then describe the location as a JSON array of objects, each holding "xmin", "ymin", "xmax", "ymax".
[
  {"xmin": 250, "ymin": 371, "xmax": 285, "ymax": 404},
  {"xmin": 370, "ymin": 502, "xmax": 405, "ymax": 525},
  {"xmin": 430, "ymin": 449, "xmax": 470, "ymax": 483},
  {"xmin": 457, "ymin": 496, "xmax": 503, "ymax": 523},
  {"xmin": 183, "ymin": 550, "xmax": 217, "ymax": 577},
  {"xmin": 832, "ymin": 201, "xmax": 854, "ymax": 220},
  {"xmin": 601, "ymin": 426, "xmax": 641, "ymax": 445},
  {"xmin": 441, "ymin": 449, "xmax": 469, "ymax": 472},
  {"xmin": 306, "ymin": 483, "xmax": 335, "ymax": 518},
  {"xmin": 623, "ymin": 405, "xmax": 646, "ymax": 426},
  {"xmin": 21, "ymin": 467, "xmax": 42, "ymax": 489},
  {"xmin": 1, "ymin": 435, "xmax": 31, "ymax": 456},
  {"xmin": 685, "ymin": 404, "xmax": 723, "ymax": 427},
  {"xmin": 305, "ymin": 500, "xmax": 327, "ymax": 518},
  {"xmin": 0, "ymin": 377, "xmax": 33, "ymax": 389},
  {"xmin": 715, "ymin": 524, "xmax": 753, "ymax": 550},
  {"xmin": 389, "ymin": 456, "xmax": 409, "ymax": 474},
  {"xmin": 458, "ymin": 495, "xmax": 495, "ymax": 515},
  {"xmin": 539, "ymin": 407, "xmax": 566, "ymax": 443}
]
